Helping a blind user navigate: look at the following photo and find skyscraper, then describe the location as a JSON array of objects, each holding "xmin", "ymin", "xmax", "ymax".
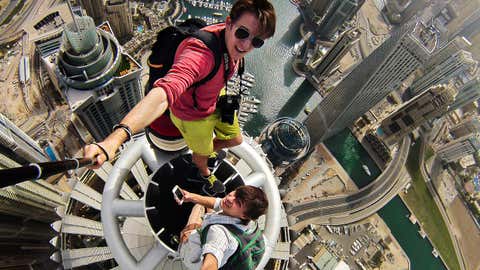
[
  {"xmin": 0, "ymin": 116, "xmax": 64, "ymax": 269},
  {"xmin": 449, "ymin": 77, "xmax": 480, "ymax": 112},
  {"xmin": 0, "ymin": 114, "xmax": 48, "ymax": 164},
  {"xmin": 299, "ymin": 0, "xmax": 364, "ymax": 40},
  {"xmin": 309, "ymin": 28, "xmax": 360, "ymax": 84},
  {"xmin": 409, "ymin": 50, "xmax": 477, "ymax": 97},
  {"xmin": 317, "ymin": 0, "xmax": 364, "ymax": 40},
  {"xmin": 433, "ymin": 1, "xmax": 480, "ymax": 57},
  {"xmin": 379, "ymin": 84, "xmax": 456, "ymax": 145},
  {"xmin": 56, "ymin": 16, "xmax": 142, "ymax": 141},
  {"xmin": 450, "ymin": 116, "xmax": 480, "ymax": 139},
  {"xmin": 309, "ymin": 0, "xmax": 331, "ymax": 16},
  {"xmin": 305, "ymin": 21, "xmax": 437, "ymax": 145},
  {"xmin": 437, "ymin": 133, "xmax": 480, "ymax": 163},
  {"xmin": 423, "ymin": 36, "xmax": 471, "ymax": 73},
  {"xmin": 79, "ymin": 0, "xmax": 106, "ymax": 25},
  {"xmin": 0, "ymin": 180, "xmax": 65, "ymax": 269},
  {"xmin": 105, "ymin": 0, "xmax": 133, "ymax": 43}
]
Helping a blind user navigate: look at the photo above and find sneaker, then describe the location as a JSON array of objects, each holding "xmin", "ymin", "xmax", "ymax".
[
  {"xmin": 202, "ymin": 174, "xmax": 226, "ymax": 196},
  {"xmin": 207, "ymin": 150, "xmax": 227, "ymax": 171}
]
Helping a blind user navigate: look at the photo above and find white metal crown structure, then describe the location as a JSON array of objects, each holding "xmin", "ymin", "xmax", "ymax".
[{"xmin": 101, "ymin": 135, "xmax": 281, "ymax": 269}]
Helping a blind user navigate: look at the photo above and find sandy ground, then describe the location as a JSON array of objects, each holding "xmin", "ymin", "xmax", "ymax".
[
  {"xmin": 283, "ymin": 143, "xmax": 409, "ymax": 270},
  {"xmin": 0, "ymin": 31, "xmax": 83, "ymax": 160},
  {"xmin": 282, "ymin": 144, "xmax": 356, "ymax": 204},
  {"xmin": 369, "ymin": 216, "xmax": 409, "ymax": 270},
  {"xmin": 429, "ymin": 164, "xmax": 480, "ymax": 270},
  {"xmin": 0, "ymin": 0, "xmax": 10, "ymax": 13},
  {"xmin": 447, "ymin": 196, "xmax": 480, "ymax": 270}
]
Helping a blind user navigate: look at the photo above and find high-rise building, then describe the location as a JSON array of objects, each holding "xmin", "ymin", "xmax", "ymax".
[
  {"xmin": 461, "ymin": 101, "xmax": 478, "ymax": 115},
  {"xmin": 299, "ymin": 0, "xmax": 364, "ymax": 40},
  {"xmin": 450, "ymin": 116, "xmax": 480, "ymax": 139},
  {"xmin": 0, "ymin": 180, "xmax": 65, "ymax": 269},
  {"xmin": 258, "ymin": 118, "xmax": 310, "ymax": 167},
  {"xmin": 309, "ymin": 28, "xmax": 360, "ymax": 84},
  {"xmin": 79, "ymin": 0, "xmax": 106, "ymax": 25},
  {"xmin": 0, "ymin": 114, "xmax": 48, "ymax": 164},
  {"xmin": 105, "ymin": 0, "xmax": 133, "ymax": 43},
  {"xmin": 317, "ymin": 0, "xmax": 364, "ymax": 40},
  {"xmin": 433, "ymin": 1, "xmax": 480, "ymax": 57},
  {"xmin": 449, "ymin": 77, "xmax": 480, "ymax": 112},
  {"xmin": 438, "ymin": 0, "xmax": 479, "ymax": 39},
  {"xmin": 385, "ymin": 0, "xmax": 430, "ymax": 25},
  {"xmin": 379, "ymin": 84, "xmax": 456, "ymax": 145},
  {"xmin": 309, "ymin": 0, "xmax": 331, "ymax": 16},
  {"xmin": 409, "ymin": 50, "xmax": 477, "ymax": 97},
  {"xmin": 437, "ymin": 133, "xmax": 480, "ymax": 163},
  {"xmin": 305, "ymin": 21, "xmax": 437, "ymax": 145},
  {"xmin": 0, "ymin": 116, "xmax": 65, "ymax": 269},
  {"xmin": 423, "ymin": 36, "xmax": 471, "ymax": 73},
  {"xmin": 56, "ymin": 16, "xmax": 142, "ymax": 141}
]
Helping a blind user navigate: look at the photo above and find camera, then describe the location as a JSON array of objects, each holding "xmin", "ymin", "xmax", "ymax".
[{"xmin": 217, "ymin": 95, "xmax": 240, "ymax": 125}]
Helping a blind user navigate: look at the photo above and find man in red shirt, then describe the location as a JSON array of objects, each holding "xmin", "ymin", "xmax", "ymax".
[{"xmin": 85, "ymin": 0, "xmax": 276, "ymax": 195}]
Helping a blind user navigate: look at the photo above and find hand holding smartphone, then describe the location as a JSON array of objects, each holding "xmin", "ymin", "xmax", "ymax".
[{"xmin": 172, "ymin": 185, "xmax": 184, "ymax": 205}]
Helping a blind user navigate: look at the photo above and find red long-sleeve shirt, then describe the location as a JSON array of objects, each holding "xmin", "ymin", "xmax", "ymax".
[{"xmin": 153, "ymin": 23, "xmax": 238, "ymax": 121}]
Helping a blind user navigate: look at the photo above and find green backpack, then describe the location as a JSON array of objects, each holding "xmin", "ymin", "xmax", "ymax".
[{"xmin": 200, "ymin": 223, "xmax": 265, "ymax": 270}]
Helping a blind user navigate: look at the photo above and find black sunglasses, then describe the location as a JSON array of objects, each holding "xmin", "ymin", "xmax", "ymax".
[{"xmin": 234, "ymin": 26, "xmax": 265, "ymax": 48}]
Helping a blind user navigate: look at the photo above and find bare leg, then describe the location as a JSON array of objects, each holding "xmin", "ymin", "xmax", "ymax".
[
  {"xmin": 213, "ymin": 134, "xmax": 243, "ymax": 151},
  {"xmin": 192, "ymin": 153, "xmax": 210, "ymax": 177},
  {"xmin": 192, "ymin": 134, "xmax": 242, "ymax": 177}
]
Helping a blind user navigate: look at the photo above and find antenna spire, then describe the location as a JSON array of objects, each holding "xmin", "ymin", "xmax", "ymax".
[{"xmin": 66, "ymin": 0, "xmax": 80, "ymax": 32}]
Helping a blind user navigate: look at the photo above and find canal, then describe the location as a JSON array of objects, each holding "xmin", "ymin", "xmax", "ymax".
[
  {"xmin": 325, "ymin": 130, "xmax": 447, "ymax": 270},
  {"xmin": 182, "ymin": 0, "xmax": 446, "ymax": 269}
]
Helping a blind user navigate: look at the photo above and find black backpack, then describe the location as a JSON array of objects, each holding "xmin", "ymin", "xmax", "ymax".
[
  {"xmin": 200, "ymin": 223, "xmax": 265, "ymax": 270},
  {"xmin": 145, "ymin": 18, "xmax": 223, "ymax": 138},
  {"xmin": 146, "ymin": 18, "xmax": 222, "ymax": 95}
]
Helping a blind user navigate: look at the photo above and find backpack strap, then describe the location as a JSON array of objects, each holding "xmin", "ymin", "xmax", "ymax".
[
  {"xmin": 189, "ymin": 29, "xmax": 223, "ymax": 109},
  {"xmin": 192, "ymin": 30, "xmax": 223, "ymax": 86},
  {"xmin": 199, "ymin": 223, "xmax": 264, "ymax": 270},
  {"xmin": 199, "ymin": 224, "xmax": 212, "ymax": 247}
]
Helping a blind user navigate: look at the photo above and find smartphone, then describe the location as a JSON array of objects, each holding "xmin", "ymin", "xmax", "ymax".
[{"xmin": 172, "ymin": 185, "xmax": 184, "ymax": 204}]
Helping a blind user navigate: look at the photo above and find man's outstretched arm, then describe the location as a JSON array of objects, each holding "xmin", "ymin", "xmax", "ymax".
[
  {"xmin": 180, "ymin": 189, "xmax": 218, "ymax": 210},
  {"xmin": 84, "ymin": 87, "xmax": 168, "ymax": 167}
]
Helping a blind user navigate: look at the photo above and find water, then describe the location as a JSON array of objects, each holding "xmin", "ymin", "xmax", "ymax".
[
  {"xmin": 183, "ymin": 1, "xmax": 446, "ymax": 269},
  {"xmin": 324, "ymin": 130, "xmax": 447, "ymax": 270},
  {"xmin": 324, "ymin": 128, "xmax": 381, "ymax": 188},
  {"xmin": 242, "ymin": 1, "xmax": 322, "ymax": 136},
  {"xmin": 379, "ymin": 197, "xmax": 447, "ymax": 270}
]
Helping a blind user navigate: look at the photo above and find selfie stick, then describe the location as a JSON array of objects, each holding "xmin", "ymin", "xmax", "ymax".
[{"xmin": 0, "ymin": 158, "xmax": 94, "ymax": 188}]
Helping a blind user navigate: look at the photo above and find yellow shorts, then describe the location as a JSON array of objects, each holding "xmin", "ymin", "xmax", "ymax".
[{"xmin": 170, "ymin": 111, "xmax": 241, "ymax": 156}]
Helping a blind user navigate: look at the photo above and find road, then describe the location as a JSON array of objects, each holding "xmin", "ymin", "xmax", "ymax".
[
  {"xmin": 287, "ymin": 136, "xmax": 410, "ymax": 229},
  {"xmin": 0, "ymin": 0, "xmax": 44, "ymax": 44},
  {"xmin": 0, "ymin": 0, "xmax": 19, "ymax": 25}
]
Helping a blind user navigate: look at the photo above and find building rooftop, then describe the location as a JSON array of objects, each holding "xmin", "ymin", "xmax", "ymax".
[{"xmin": 411, "ymin": 21, "xmax": 438, "ymax": 54}]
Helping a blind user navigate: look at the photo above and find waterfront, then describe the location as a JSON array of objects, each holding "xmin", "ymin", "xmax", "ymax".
[
  {"xmin": 325, "ymin": 130, "xmax": 447, "ymax": 270},
  {"xmin": 379, "ymin": 197, "xmax": 447, "ymax": 270},
  {"xmin": 324, "ymin": 129, "xmax": 381, "ymax": 188},
  {"xmin": 184, "ymin": 1, "xmax": 447, "ymax": 269}
]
